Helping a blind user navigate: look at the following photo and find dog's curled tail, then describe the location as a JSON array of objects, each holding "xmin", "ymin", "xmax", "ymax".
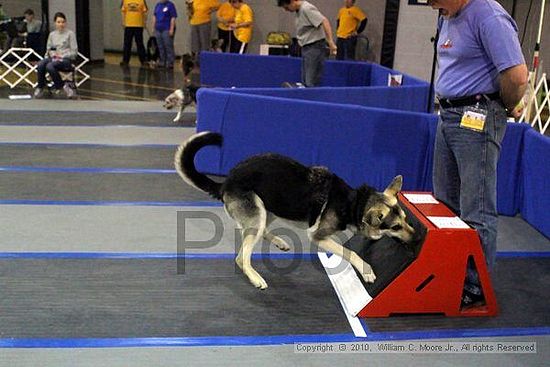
[{"xmin": 175, "ymin": 131, "xmax": 223, "ymax": 200}]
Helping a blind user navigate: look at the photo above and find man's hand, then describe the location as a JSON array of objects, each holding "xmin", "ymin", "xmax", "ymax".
[{"xmin": 328, "ymin": 41, "xmax": 337, "ymax": 56}]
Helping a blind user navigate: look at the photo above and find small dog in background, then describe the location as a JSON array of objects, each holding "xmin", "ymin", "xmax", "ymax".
[
  {"xmin": 163, "ymin": 54, "xmax": 201, "ymax": 123},
  {"xmin": 210, "ymin": 39, "xmax": 224, "ymax": 53}
]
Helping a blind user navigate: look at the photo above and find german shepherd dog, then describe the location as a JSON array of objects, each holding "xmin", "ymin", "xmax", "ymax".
[{"xmin": 175, "ymin": 132, "xmax": 415, "ymax": 289}]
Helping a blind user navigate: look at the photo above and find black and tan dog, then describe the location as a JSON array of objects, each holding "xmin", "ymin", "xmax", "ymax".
[{"xmin": 175, "ymin": 132, "xmax": 415, "ymax": 289}]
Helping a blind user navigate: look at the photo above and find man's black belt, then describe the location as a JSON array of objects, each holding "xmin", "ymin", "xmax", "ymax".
[
  {"xmin": 302, "ymin": 39, "xmax": 325, "ymax": 48},
  {"xmin": 438, "ymin": 92, "xmax": 501, "ymax": 109}
]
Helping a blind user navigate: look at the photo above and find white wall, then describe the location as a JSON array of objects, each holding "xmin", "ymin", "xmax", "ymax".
[
  {"xmin": 393, "ymin": 0, "xmax": 550, "ymax": 82},
  {"xmin": 48, "ymin": 0, "xmax": 76, "ymax": 32},
  {"xmin": 393, "ymin": 1, "xmax": 437, "ymax": 82},
  {"xmin": 0, "ymin": 0, "xmax": 42, "ymax": 18},
  {"xmin": 89, "ymin": 0, "xmax": 105, "ymax": 60}
]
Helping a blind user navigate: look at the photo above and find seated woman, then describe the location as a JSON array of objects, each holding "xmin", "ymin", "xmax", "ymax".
[{"xmin": 33, "ymin": 12, "xmax": 78, "ymax": 98}]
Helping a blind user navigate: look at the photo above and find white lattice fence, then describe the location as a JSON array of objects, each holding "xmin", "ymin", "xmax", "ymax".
[{"xmin": 519, "ymin": 72, "xmax": 550, "ymax": 135}]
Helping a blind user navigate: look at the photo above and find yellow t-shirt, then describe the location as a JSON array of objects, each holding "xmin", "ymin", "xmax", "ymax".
[
  {"xmin": 121, "ymin": 0, "xmax": 148, "ymax": 28},
  {"xmin": 233, "ymin": 4, "xmax": 253, "ymax": 43},
  {"xmin": 190, "ymin": 0, "xmax": 221, "ymax": 25},
  {"xmin": 336, "ymin": 6, "xmax": 367, "ymax": 39},
  {"xmin": 217, "ymin": 2, "xmax": 235, "ymax": 31}
]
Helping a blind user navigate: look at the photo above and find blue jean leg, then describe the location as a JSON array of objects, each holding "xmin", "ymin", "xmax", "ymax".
[
  {"xmin": 301, "ymin": 41, "xmax": 326, "ymax": 87},
  {"xmin": 433, "ymin": 100, "xmax": 507, "ymax": 293},
  {"xmin": 156, "ymin": 30, "xmax": 175, "ymax": 67}
]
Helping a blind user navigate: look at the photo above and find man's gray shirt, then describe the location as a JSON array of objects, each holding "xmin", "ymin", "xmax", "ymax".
[{"xmin": 295, "ymin": 1, "xmax": 326, "ymax": 47}]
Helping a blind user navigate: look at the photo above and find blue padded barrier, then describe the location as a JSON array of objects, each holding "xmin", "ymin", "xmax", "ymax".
[
  {"xmin": 226, "ymin": 86, "xmax": 430, "ymax": 113},
  {"xmin": 496, "ymin": 123, "xmax": 530, "ymax": 216},
  {"xmin": 321, "ymin": 60, "xmax": 371, "ymax": 87},
  {"xmin": 369, "ymin": 63, "xmax": 428, "ymax": 87},
  {"xmin": 200, "ymin": 52, "xmax": 302, "ymax": 87},
  {"xmin": 520, "ymin": 129, "xmax": 550, "ymax": 237},
  {"xmin": 200, "ymin": 53, "xmax": 301, "ymax": 87},
  {"xmin": 195, "ymin": 89, "xmax": 438, "ymax": 192},
  {"xmin": 200, "ymin": 52, "xmax": 430, "ymax": 89}
]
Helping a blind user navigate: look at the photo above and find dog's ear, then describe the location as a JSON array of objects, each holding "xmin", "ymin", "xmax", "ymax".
[
  {"xmin": 383, "ymin": 175, "xmax": 403, "ymax": 197},
  {"xmin": 362, "ymin": 208, "xmax": 384, "ymax": 227}
]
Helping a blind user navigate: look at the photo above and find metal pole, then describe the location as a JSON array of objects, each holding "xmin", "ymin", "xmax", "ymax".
[{"xmin": 427, "ymin": 16, "xmax": 442, "ymax": 113}]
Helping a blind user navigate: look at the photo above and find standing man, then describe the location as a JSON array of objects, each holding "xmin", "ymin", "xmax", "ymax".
[
  {"xmin": 120, "ymin": 0, "xmax": 148, "ymax": 67},
  {"xmin": 277, "ymin": 0, "xmax": 337, "ymax": 87},
  {"xmin": 229, "ymin": 0, "xmax": 253, "ymax": 54},
  {"xmin": 153, "ymin": 0, "xmax": 177, "ymax": 69},
  {"xmin": 336, "ymin": 0, "xmax": 367, "ymax": 60},
  {"xmin": 428, "ymin": 0, "xmax": 527, "ymax": 307}
]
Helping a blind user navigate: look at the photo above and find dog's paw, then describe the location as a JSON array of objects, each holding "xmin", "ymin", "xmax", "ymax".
[
  {"xmin": 361, "ymin": 271, "xmax": 377, "ymax": 284},
  {"xmin": 250, "ymin": 274, "xmax": 268, "ymax": 290},
  {"xmin": 271, "ymin": 237, "xmax": 291, "ymax": 252}
]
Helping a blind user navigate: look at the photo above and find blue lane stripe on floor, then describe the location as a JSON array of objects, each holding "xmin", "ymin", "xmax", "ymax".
[
  {"xmin": 1, "ymin": 327, "xmax": 549, "ymax": 348},
  {"xmin": 0, "ymin": 200, "xmax": 222, "ymax": 207},
  {"xmin": 0, "ymin": 166, "xmax": 176, "ymax": 174},
  {"xmin": 0, "ymin": 252, "xmax": 548, "ymax": 259}
]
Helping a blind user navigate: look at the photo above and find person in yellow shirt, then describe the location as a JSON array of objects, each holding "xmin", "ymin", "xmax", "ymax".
[
  {"xmin": 188, "ymin": 0, "xmax": 220, "ymax": 56},
  {"xmin": 228, "ymin": 0, "xmax": 253, "ymax": 54},
  {"xmin": 216, "ymin": 1, "xmax": 235, "ymax": 52},
  {"xmin": 336, "ymin": 0, "xmax": 367, "ymax": 60},
  {"xmin": 120, "ymin": 0, "xmax": 149, "ymax": 67}
]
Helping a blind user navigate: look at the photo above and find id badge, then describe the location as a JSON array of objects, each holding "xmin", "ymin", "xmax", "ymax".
[{"xmin": 460, "ymin": 106, "xmax": 487, "ymax": 132}]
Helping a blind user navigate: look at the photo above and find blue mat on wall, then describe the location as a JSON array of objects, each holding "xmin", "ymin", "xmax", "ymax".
[
  {"xmin": 195, "ymin": 89, "xmax": 437, "ymax": 191},
  {"xmin": 200, "ymin": 52, "xmax": 430, "ymax": 89},
  {"xmin": 520, "ymin": 129, "xmax": 550, "ymax": 237},
  {"xmin": 226, "ymin": 86, "xmax": 430, "ymax": 113}
]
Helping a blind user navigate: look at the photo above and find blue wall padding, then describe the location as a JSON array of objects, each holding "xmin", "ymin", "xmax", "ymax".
[
  {"xmin": 321, "ymin": 61, "xmax": 371, "ymax": 86},
  {"xmin": 200, "ymin": 52, "xmax": 302, "ymax": 87},
  {"xmin": 519, "ymin": 129, "xmax": 550, "ymax": 237},
  {"xmin": 369, "ymin": 63, "xmax": 428, "ymax": 86},
  {"xmin": 496, "ymin": 123, "xmax": 530, "ymax": 216},
  {"xmin": 225, "ymin": 86, "xmax": 430, "ymax": 113},
  {"xmin": 200, "ymin": 52, "xmax": 430, "ymax": 89},
  {"xmin": 195, "ymin": 89, "xmax": 437, "ymax": 191}
]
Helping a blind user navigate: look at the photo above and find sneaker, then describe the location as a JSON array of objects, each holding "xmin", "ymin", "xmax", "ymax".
[
  {"xmin": 63, "ymin": 84, "xmax": 76, "ymax": 99},
  {"xmin": 33, "ymin": 88, "xmax": 44, "ymax": 99}
]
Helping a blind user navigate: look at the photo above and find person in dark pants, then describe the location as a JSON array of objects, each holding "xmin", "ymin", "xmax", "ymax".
[
  {"xmin": 120, "ymin": 0, "xmax": 148, "ymax": 67},
  {"xmin": 277, "ymin": 0, "xmax": 337, "ymax": 87},
  {"xmin": 427, "ymin": 0, "xmax": 527, "ymax": 308},
  {"xmin": 336, "ymin": 0, "xmax": 367, "ymax": 60}
]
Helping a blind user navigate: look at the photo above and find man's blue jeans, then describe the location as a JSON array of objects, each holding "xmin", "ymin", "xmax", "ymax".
[
  {"xmin": 155, "ymin": 29, "xmax": 175, "ymax": 67},
  {"xmin": 433, "ymin": 99, "xmax": 507, "ymax": 294}
]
